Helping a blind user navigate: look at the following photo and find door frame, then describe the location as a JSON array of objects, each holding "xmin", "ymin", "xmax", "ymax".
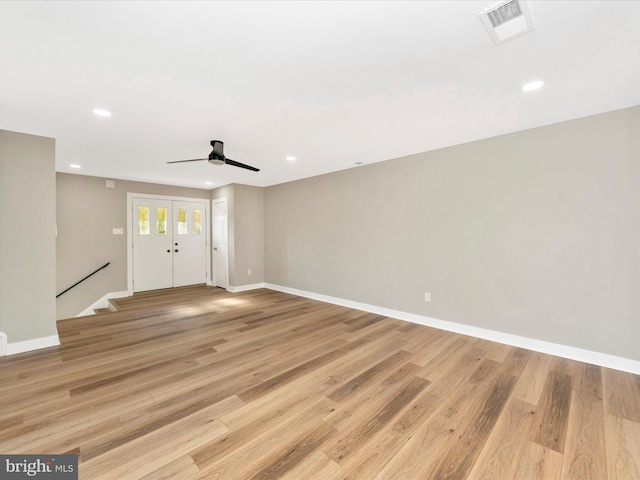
[
  {"xmin": 127, "ymin": 192, "xmax": 210, "ymax": 293},
  {"xmin": 212, "ymin": 197, "xmax": 230, "ymax": 289}
]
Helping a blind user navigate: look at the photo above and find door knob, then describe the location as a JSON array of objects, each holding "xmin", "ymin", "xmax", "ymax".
[
  {"xmin": 175, "ymin": 249, "xmax": 179, "ymax": 252},
  {"xmin": 166, "ymin": 250, "xmax": 170, "ymax": 253}
]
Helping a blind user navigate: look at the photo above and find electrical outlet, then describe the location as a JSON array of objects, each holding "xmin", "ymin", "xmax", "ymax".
[{"xmin": 424, "ymin": 292, "xmax": 431, "ymax": 302}]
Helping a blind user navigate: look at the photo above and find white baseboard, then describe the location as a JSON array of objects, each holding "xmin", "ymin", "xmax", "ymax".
[
  {"xmin": 77, "ymin": 290, "xmax": 132, "ymax": 317},
  {"xmin": 227, "ymin": 283, "xmax": 267, "ymax": 293},
  {"xmin": 0, "ymin": 331, "xmax": 6, "ymax": 356},
  {"xmin": 6, "ymin": 334, "xmax": 60, "ymax": 356},
  {"xmin": 265, "ymin": 283, "xmax": 640, "ymax": 375}
]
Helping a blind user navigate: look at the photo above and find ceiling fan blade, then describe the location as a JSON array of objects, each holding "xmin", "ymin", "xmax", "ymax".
[
  {"xmin": 166, "ymin": 158, "xmax": 208, "ymax": 164},
  {"xmin": 225, "ymin": 158, "xmax": 260, "ymax": 172}
]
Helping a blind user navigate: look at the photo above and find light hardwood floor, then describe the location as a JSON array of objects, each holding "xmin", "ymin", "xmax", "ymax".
[{"xmin": 1, "ymin": 286, "xmax": 640, "ymax": 479}]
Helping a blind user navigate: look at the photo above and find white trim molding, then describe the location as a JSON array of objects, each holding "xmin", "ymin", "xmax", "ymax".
[
  {"xmin": 212, "ymin": 197, "xmax": 229, "ymax": 289},
  {"xmin": 76, "ymin": 290, "xmax": 132, "ymax": 317},
  {"xmin": 265, "ymin": 283, "xmax": 640, "ymax": 375},
  {"xmin": 0, "ymin": 331, "xmax": 6, "ymax": 356},
  {"xmin": 227, "ymin": 283, "xmax": 267, "ymax": 293},
  {"xmin": 6, "ymin": 334, "xmax": 60, "ymax": 356}
]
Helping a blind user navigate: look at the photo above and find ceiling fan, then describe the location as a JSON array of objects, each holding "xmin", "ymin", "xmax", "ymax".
[{"xmin": 167, "ymin": 140, "xmax": 259, "ymax": 171}]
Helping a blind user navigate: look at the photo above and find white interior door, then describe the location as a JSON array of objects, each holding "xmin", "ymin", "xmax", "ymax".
[
  {"xmin": 133, "ymin": 198, "xmax": 173, "ymax": 292},
  {"xmin": 173, "ymin": 200, "xmax": 207, "ymax": 287},
  {"xmin": 213, "ymin": 199, "xmax": 229, "ymax": 289}
]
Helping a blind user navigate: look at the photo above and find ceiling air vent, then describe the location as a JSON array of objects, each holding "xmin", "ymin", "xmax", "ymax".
[{"xmin": 479, "ymin": 0, "xmax": 535, "ymax": 44}]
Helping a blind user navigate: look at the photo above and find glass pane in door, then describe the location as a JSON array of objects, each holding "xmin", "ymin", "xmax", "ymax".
[
  {"xmin": 193, "ymin": 210, "xmax": 202, "ymax": 235},
  {"xmin": 156, "ymin": 207, "xmax": 167, "ymax": 235},
  {"xmin": 138, "ymin": 207, "xmax": 150, "ymax": 235},
  {"xmin": 177, "ymin": 208, "xmax": 187, "ymax": 235}
]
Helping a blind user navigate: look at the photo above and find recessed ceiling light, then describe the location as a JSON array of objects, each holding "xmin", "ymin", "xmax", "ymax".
[
  {"xmin": 93, "ymin": 108, "xmax": 111, "ymax": 117},
  {"xmin": 205, "ymin": 181, "xmax": 213, "ymax": 186},
  {"xmin": 522, "ymin": 80, "xmax": 544, "ymax": 92},
  {"xmin": 69, "ymin": 164, "xmax": 81, "ymax": 169},
  {"xmin": 286, "ymin": 156, "xmax": 296, "ymax": 162}
]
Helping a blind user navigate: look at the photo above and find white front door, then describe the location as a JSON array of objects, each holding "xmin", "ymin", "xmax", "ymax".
[
  {"xmin": 132, "ymin": 196, "xmax": 208, "ymax": 292},
  {"xmin": 213, "ymin": 199, "xmax": 229, "ymax": 289},
  {"xmin": 173, "ymin": 200, "xmax": 207, "ymax": 287},
  {"xmin": 133, "ymin": 198, "xmax": 174, "ymax": 292}
]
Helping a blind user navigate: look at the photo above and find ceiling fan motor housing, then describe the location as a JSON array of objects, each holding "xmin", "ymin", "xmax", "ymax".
[{"xmin": 209, "ymin": 140, "xmax": 226, "ymax": 164}]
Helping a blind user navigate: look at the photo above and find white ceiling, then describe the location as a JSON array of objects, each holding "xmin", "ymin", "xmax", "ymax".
[{"xmin": 1, "ymin": 1, "xmax": 639, "ymax": 189}]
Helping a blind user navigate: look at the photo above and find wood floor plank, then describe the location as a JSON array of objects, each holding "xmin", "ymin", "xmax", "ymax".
[
  {"xmin": 80, "ymin": 396, "xmax": 240, "ymax": 479},
  {"xmin": 79, "ymin": 390, "xmax": 244, "ymax": 462},
  {"xmin": 514, "ymin": 442, "xmax": 564, "ymax": 480},
  {"xmin": 1, "ymin": 286, "xmax": 638, "ymax": 479},
  {"xmin": 416, "ymin": 335, "xmax": 479, "ymax": 382},
  {"xmin": 604, "ymin": 413, "xmax": 640, "ymax": 479},
  {"xmin": 577, "ymin": 362, "xmax": 603, "ymax": 399},
  {"xmin": 562, "ymin": 390, "xmax": 607, "ymax": 480},
  {"xmin": 319, "ymin": 328, "xmax": 407, "ymax": 384},
  {"xmin": 246, "ymin": 421, "xmax": 337, "ymax": 480},
  {"xmin": 0, "ymin": 387, "xmax": 71, "ymax": 419},
  {"xmin": 138, "ymin": 455, "xmax": 200, "ymax": 480},
  {"xmin": 69, "ymin": 347, "xmax": 218, "ymax": 397},
  {"xmin": 426, "ymin": 371, "xmax": 518, "ymax": 480},
  {"xmin": 326, "ymin": 390, "xmax": 441, "ymax": 480},
  {"xmin": 604, "ymin": 368, "xmax": 640, "ymax": 423},
  {"xmin": 89, "ymin": 413, "xmax": 231, "ymax": 480},
  {"xmin": 512, "ymin": 351, "xmax": 554, "ymax": 405},
  {"xmin": 189, "ymin": 397, "xmax": 337, "ymax": 479},
  {"xmin": 409, "ymin": 330, "xmax": 459, "ymax": 367},
  {"xmin": 278, "ymin": 450, "xmax": 340, "ymax": 480},
  {"xmin": 190, "ymin": 379, "xmax": 337, "ymax": 469},
  {"xmin": 236, "ymin": 345, "xmax": 349, "ymax": 404},
  {"xmin": 501, "ymin": 347, "xmax": 532, "ymax": 378},
  {"xmin": 322, "ymin": 375, "xmax": 429, "ymax": 464},
  {"xmin": 0, "ymin": 413, "xmax": 24, "ymax": 430},
  {"xmin": 395, "ymin": 324, "xmax": 449, "ymax": 355},
  {"xmin": 0, "ymin": 391, "xmax": 153, "ymax": 454},
  {"xmin": 374, "ymin": 357, "xmax": 505, "ymax": 479},
  {"xmin": 322, "ymin": 359, "xmax": 428, "ymax": 434},
  {"xmin": 376, "ymin": 414, "xmax": 455, "ymax": 479},
  {"xmin": 327, "ymin": 349, "xmax": 413, "ymax": 403},
  {"xmin": 466, "ymin": 397, "xmax": 537, "ymax": 480},
  {"xmin": 422, "ymin": 349, "xmax": 490, "ymax": 423},
  {"xmin": 531, "ymin": 369, "xmax": 573, "ymax": 453}
]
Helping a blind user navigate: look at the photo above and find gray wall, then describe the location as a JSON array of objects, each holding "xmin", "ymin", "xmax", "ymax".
[
  {"xmin": 233, "ymin": 185, "xmax": 264, "ymax": 286},
  {"xmin": 56, "ymin": 173, "xmax": 209, "ymax": 319},
  {"xmin": 211, "ymin": 184, "xmax": 264, "ymax": 287},
  {"xmin": 265, "ymin": 106, "xmax": 640, "ymax": 361},
  {"xmin": 0, "ymin": 130, "xmax": 57, "ymax": 343}
]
